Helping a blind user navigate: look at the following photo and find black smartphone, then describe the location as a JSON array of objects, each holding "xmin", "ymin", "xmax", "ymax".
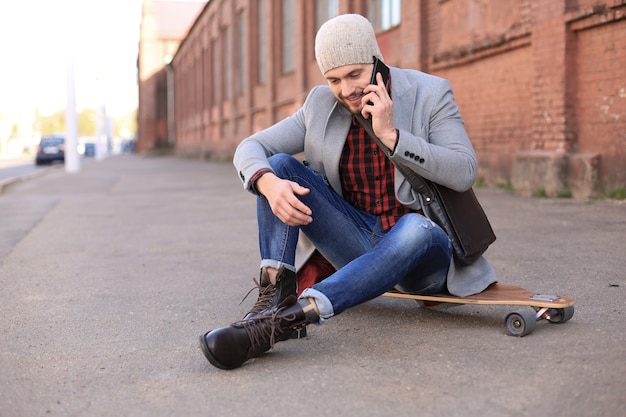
[
  {"xmin": 356, "ymin": 56, "xmax": 391, "ymax": 132},
  {"xmin": 370, "ymin": 56, "xmax": 390, "ymax": 87}
]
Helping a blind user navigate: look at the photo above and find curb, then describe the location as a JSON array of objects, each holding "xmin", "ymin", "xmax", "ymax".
[{"xmin": 0, "ymin": 165, "xmax": 60, "ymax": 195}]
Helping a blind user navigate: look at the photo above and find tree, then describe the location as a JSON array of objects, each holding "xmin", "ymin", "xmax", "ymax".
[{"xmin": 33, "ymin": 109, "xmax": 65, "ymax": 135}]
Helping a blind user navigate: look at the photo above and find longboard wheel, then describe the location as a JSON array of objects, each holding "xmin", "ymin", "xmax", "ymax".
[
  {"xmin": 505, "ymin": 310, "xmax": 536, "ymax": 337},
  {"xmin": 547, "ymin": 306, "xmax": 575, "ymax": 324}
]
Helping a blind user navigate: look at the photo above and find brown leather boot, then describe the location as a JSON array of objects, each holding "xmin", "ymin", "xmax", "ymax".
[
  {"xmin": 199, "ymin": 295, "xmax": 317, "ymax": 370},
  {"xmin": 243, "ymin": 266, "xmax": 297, "ymax": 319}
]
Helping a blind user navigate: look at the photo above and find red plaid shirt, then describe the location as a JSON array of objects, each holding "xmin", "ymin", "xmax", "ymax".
[{"xmin": 339, "ymin": 118, "xmax": 418, "ymax": 230}]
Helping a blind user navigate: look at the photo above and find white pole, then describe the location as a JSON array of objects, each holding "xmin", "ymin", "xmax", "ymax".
[
  {"xmin": 95, "ymin": 76, "xmax": 107, "ymax": 161},
  {"xmin": 106, "ymin": 114, "xmax": 113, "ymax": 154},
  {"xmin": 65, "ymin": 60, "xmax": 80, "ymax": 173},
  {"xmin": 96, "ymin": 103, "xmax": 107, "ymax": 161}
]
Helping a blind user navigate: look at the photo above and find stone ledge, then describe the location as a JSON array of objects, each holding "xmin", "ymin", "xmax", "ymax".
[
  {"xmin": 568, "ymin": 153, "xmax": 601, "ymax": 199},
  {"xmin": 511, "ymin": 151, "xmax": 601, "ymax": 199}
]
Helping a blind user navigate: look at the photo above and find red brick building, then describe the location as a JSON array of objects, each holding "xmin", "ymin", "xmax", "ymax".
[
  {"xmin": 137, "ymin": 0, "xmax": 204, "ymax": 153},
  {"xmin": 138, "ymin": 0, "xmax": 626, "ymax": 198}
]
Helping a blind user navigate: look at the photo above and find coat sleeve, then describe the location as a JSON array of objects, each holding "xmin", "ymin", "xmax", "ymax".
[
  {"xmin": 233, "ymin": 93, "xmax": 321, "ymax": 192},
  {"xmin": 390, "ymin": 77, "xmax": 477, "ymax": 192}
]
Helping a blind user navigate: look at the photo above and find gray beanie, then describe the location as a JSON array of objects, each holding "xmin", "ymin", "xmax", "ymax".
[{"xmin": 315, "ymin": 14, "xmax": 383, "ymax": 75}]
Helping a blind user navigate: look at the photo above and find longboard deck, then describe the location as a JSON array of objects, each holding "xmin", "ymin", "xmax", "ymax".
[
  {"xmin": 383, "ymin": 283, "xmax": 575, "ymax": 336},
  {"xmin": 383, "ymin": 283, "xmax": 574, "ymax": 308}
]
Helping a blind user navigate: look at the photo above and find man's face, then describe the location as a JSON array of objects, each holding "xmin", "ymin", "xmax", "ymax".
[{"xmin": 324, "ymin": 63, "xmax": 375, "ymax": 114}]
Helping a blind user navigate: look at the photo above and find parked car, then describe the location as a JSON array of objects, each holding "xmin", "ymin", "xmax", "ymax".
[{"xmin": 35, "ymin": 134, "xmax": 65, "ymax": 165}]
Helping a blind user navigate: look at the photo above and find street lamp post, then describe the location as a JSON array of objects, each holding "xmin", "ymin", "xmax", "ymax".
[{"xmin": 65, "ymin": 59, "xmax": 80, "ymax": 173}]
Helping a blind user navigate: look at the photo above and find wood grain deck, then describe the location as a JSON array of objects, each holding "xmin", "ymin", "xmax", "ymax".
[{"xmin": 384, "ymin": 284, "xmax": 575, "ymax": 308}]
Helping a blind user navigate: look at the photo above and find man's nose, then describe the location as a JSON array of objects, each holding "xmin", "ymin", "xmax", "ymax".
[{"xmin": 341, "ymin": 80, "xmax": 357, "ymax": 98}]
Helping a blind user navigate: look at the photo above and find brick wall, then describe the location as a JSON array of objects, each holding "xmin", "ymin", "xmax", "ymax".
[
  {"xmin": 437, "ymin": 46, "xmax": 534, "ymax": 185},
  {"xmin": 151, "ymin": 0, "xmax": 626, "ymax": 198},
  {"xmin": 572, "ymin": 10, "xmax": 626, "ymax": 191}
]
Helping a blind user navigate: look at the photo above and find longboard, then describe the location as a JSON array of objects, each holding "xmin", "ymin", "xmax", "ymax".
[{"xmin": 383, "ymin": 283, "xmax": 575, "ymax": 336}]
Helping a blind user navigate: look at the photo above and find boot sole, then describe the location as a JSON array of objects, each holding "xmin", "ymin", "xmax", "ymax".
[{"xmin": 198, "ymin": 332, "xmax": 238, "ymax": 371}]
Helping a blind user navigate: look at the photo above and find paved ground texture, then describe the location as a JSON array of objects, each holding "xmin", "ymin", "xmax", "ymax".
[{"xmin": 0, "ymin": 155, "xmax": 624, "ymax": 417}]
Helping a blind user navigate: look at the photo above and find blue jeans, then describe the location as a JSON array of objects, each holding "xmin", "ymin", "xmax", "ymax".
[{"xmin": 258, "ymin": 154, "xmax": 452, "ymax": 321}]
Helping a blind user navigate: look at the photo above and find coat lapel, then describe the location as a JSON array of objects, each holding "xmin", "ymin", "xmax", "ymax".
[
  {"xmin": 389, "ymin": 67, "xmax": 417, "ymax": 133},
  {"xmin": 322, "ymin": 102, "xmax": 352, "ymax": 194}
]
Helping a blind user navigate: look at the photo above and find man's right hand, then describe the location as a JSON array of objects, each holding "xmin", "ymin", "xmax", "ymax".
[{"xmin": 255, "ymin": 173, "xmax": 313, "ymax": 226}]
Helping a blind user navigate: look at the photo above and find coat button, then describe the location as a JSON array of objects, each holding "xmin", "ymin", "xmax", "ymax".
[{"xmin": 419, "ymin": 158, "xmax": 425, "ymax": 163}]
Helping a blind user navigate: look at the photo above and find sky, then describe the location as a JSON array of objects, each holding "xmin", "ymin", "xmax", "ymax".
[{"xmin": 0, "ymin": 0, "xmax": 143, "ymax": 118}]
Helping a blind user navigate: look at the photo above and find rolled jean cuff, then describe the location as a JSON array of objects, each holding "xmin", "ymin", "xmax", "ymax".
[
  {"xmin": 300, "ymin": 288, "xmax": 334, "ymax": 323},
  {"xmin": 259, "ymin": 260, "xmax": 296, "ymax": 274}
]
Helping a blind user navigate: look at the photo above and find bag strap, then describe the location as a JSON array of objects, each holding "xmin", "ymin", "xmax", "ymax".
[{"xmin": 353, "ymin": 114, "xmax": 435, "ymax": 204}]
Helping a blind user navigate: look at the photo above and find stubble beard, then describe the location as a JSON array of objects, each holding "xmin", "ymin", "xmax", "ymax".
[{"xmin": 337, "ymin": 91, "xmax": 365, "ymax": 115}]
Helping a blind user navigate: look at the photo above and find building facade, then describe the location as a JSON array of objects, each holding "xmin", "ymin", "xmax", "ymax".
[
  {"xmin": 139, "ymin": 0, "xmax": 626, "ymax": 198},
  {"xmin": 137, "ymin": 0, "xmax": 205, "ymax": 153}
]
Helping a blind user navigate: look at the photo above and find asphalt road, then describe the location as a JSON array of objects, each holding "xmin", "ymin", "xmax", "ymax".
[
  {"xmin": 0, "ymin": 155, "xmax": 624, "ymax": 417},
  {"xmin": 0, "ymin": 154, "xmax": 42, "ymax": 178},
  {"xmin": 0, "ymin": 154, "xmax": 64, "ymax": 194}
]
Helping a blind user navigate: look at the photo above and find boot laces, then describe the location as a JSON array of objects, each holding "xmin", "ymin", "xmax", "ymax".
[
  {"xmin": 239, "ymin": 278, "xmax": 277, "ymax": 315},
  {"xmin": 238, "ymin": 302, "xmax": 298, "ymax": 352}
]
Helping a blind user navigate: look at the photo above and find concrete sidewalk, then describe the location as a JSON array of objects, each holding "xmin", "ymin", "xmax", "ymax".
[{"xmin": 0, "ymin": 155, "xmax": 624, "ymax": 417}]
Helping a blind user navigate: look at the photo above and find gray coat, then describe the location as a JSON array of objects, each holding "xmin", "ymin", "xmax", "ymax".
[{"xmin": 234, "ymin": 67, "xmax": 497, "ymax": 296}]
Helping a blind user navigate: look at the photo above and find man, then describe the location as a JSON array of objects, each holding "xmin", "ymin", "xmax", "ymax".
[{"xmin": 199, "ymin": 14, "xmax": 496, "ymax": 370}]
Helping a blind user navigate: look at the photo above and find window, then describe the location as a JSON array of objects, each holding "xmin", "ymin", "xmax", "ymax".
[
  {"xmin": 195, "ymin": 53, "xmax": 203, "ymax": 114},
  {"xmin": 368, "ymin": 0, "xmax": 401, "ymax": 31},
  {"xmin": 316, "ymin": 0, "xmax": 339, "ymax": 30},
  {"xmin": 203, "ymin": 42, "xmax": 211, "ymax": 108},
  {"xmin": 281, "ymin": 0, "xmax": 295, "ymax": 73},
  {"xmin": 257, "ymin": 0, "xmax": 266, "ymax": 84},
  {"xmin": 237, "ymin": 11, "xmax": 246, "ymax": 95},
  {"xmin": 211, "ymin": 38, "xmax": 219, "ymax": 105},
  {"xmin": 223, "ymin": 27, "xmax": 231, "ymax": 100}
]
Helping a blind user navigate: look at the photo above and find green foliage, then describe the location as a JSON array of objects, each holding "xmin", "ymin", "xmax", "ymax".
[
  {"xmin": 605, "ymin": 188, "xmax": 626, "ymax": 200},
  {"xmin": 474, "ymin": 178, "xmax": 486, "ymax": 188},
  {"xmin": 78, "ymin": 108, "xmax": 97, "ymax": 136},
  {"xmin": 34, "ymin": 109, "xmax": 65, "ymax": 135},
  {"xmin": 497, "ymin": 179, "xmax": 513, "ymax": 193},
  {"xmin": 30, "ymin": 107, "xmax": 136, "ymax": 139}
]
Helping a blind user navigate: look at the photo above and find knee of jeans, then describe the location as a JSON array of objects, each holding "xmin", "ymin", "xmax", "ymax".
[
  {"xmin": 393, "ymin": 214, "xmax": 451, "ymax": 255},
  {"xmin": 396, "ymin": 214, "xmax": 436, "ymax": 239}
]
